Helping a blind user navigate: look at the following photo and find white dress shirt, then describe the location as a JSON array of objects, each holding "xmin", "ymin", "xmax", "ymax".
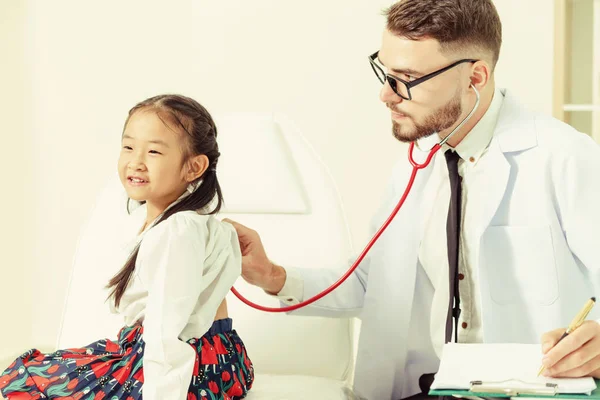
[
  {"xmin": 277, "ymin": 89, "xmax": 505, "ymax": 356},
  {"xmin": 111, "ymin": 204, "xmax": 242, "ymax": 400}
]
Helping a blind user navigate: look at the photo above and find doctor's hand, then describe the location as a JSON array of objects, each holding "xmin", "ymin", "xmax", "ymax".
[
  {"xmin": 540, "ymin": 320, "xmax": 600, "ymax": 378},
  {"xmin": 222, "ymin": 219, "xmax": 287, "ymax": 294}
]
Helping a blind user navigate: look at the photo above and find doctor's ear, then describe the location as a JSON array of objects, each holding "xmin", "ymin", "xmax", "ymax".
[{"xmin": 469, "ymin": 60, "xmax": 491, "ymax": 91}]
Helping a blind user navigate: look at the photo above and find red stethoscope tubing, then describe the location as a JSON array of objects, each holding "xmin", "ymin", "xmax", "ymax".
[
  {"xmin": 230, "ymin": 84, "xmax": 481, "ymax": 312},
  {"xmin": 230, "ymin": 141, "xmax": 442, "ymax": 312}
]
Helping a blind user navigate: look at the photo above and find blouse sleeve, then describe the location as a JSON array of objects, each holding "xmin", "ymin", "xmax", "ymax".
[{"xmin": 137, "ymin": 213, "xmax": 209, "ymax": 400}]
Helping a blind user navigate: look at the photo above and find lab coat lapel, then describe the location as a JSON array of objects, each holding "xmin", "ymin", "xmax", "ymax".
[
  {"xmin": 470, "ymin": 90, "xmax": 537, "ymax": 238},
  {"xmin": 470, "ymin": 137, "xmax": 510, "ymax": 238}
]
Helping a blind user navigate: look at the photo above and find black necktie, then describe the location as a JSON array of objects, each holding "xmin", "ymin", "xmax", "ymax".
[
  {"xmin": 445, "ymin": 150, "xmax": 462, "ymax": 343},
  {"xmin": 416, "ymin": 151, "xmax": 464, "ymax": 398}
]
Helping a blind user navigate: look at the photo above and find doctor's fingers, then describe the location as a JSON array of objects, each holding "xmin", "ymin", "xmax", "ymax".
[
  {"xmin": 223, "ymin": 219, "xmax": 263, "ymax": 249},
  {"xmin": 542, "ymin": 321, "xmax": 600, "ymax": 371},
  {"xmin": 543, "ymin": 333, "xmax": 600, "ymax": 377},
  {"xmin": 545, "ymin": 351, "xmax": 600, "ymax": 378},
  {"xmin": 222, "ymin": 218, "xmax": 250, "ymax": 236},
  {"xmin": 541, "ymin": 327, "xmax": 566, "ymax": 354}
]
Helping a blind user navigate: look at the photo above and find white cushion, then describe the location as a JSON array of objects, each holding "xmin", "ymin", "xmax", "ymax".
[
  {"xmin": 218, "ymin": 113, "xmax": 354, "ymax": 379},
  {"xmin": 245, "ymin": 374, "xmax": 355, "ymax": 400},
  {"xmin": 215, "ymin": 112, "xmax": 309, "ymax": 214},
  {"xmin": 57, "ymin": 173, "xmax": 134, "ymax": 349}
]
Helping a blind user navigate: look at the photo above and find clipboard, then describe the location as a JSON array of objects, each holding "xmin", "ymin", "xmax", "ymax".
[
  {"xmin": 429, "ymin": 344, "xmax": 599, "ymax": 398},
  {"xmin": 429, "ymin": 378, "xmax": 600, "ymax": 398}
]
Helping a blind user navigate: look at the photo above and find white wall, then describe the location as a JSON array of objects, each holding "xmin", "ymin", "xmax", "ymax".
[
  {"xmin": 0, "ymin": 1, "xmax": 33, "ymax": 362},
  {"xmin": 0, "ymin": 0, "xmax": 556, "ymax": 358},
  {"xmin": 494, "ymin": 0, "xmax": 555, "ymax": 114}
]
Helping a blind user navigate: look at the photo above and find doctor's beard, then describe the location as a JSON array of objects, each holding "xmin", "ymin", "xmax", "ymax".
[{"xmin": 389, "ymin": 89, "xmax": 463, "ymax": 143}]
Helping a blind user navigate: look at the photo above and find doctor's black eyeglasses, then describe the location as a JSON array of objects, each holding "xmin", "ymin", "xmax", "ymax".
[{"xmin": 368, "ymin": 51, "xmax": 478, "ymax": 100}]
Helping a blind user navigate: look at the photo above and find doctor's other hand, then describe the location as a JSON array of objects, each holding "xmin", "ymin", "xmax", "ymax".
[
  {"xmin": 540, "ymin": 320, "xmax": 600, "ymax": 378},
  {"xmin": 222, "ymin": 219, "xmax": 287, "ymax": 294}
]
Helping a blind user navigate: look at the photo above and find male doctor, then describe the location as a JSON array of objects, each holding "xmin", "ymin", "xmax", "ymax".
[{"xmin": 226, "ymin": 0, "xmax": 600, "ymax": 399}]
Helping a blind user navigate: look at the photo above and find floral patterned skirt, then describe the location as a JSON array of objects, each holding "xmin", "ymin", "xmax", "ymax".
[{"xmin": 0, "ymin": 318, "xmax": 253, "ymax": 400}]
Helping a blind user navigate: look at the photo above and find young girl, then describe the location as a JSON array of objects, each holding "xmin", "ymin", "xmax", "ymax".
[{"xmin": 0, "ymin": 95, "xmax": 254, "ymax": 400}]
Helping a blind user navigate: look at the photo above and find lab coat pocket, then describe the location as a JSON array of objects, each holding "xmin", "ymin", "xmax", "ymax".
[{"xmin": 482, "ymin": 225, "xmax": 558, "ymax": 306}]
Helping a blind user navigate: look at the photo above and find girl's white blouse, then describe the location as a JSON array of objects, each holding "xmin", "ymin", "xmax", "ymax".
[{"xmin": 110, "ymin": 204, "xmax": 242, "ymax": 400}]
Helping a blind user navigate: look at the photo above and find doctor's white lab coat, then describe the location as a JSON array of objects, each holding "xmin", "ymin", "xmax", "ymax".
[{"xmin": 290, "ymin": 89, "xmax": 600, "ymax": 400}]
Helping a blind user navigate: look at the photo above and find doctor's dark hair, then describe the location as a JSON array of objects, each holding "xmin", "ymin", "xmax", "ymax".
[
  {"xmin": 107, "ymin": 94, "xmax": 224, "ymax": 308},
  {"xmin": 384, "ymin": 0, "xmax": 502, "ymax": 69}
]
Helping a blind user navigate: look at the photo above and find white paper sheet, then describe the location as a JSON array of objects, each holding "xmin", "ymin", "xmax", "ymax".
[{"xmin": 431, "ymin": 343, "xmax": 596, "ymax": 394}]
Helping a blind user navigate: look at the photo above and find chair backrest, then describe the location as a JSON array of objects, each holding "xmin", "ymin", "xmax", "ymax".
[{"xmin": 57, "ymin": 112, "xmax": 355, "ymax": 382}]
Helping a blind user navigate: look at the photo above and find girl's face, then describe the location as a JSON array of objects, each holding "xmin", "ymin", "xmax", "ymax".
[{"xmin": 118, "ymin": 110, "xmax": 190, "ymax": 212}]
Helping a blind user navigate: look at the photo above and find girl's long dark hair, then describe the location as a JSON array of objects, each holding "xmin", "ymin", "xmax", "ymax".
[{"xmin": 107, "ymin": 94, "xmax": 224, "ymax": 308}]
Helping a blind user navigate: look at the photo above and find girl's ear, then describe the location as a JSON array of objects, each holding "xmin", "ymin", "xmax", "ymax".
[{"xmin": 186, "ymin": 154, "xmax": 209, "ymax": 182}]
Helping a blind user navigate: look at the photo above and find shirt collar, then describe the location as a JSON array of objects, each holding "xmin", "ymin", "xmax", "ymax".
[{"xmin": 444, "ymin": 88, "xmax": 504, "ymax": 163}]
